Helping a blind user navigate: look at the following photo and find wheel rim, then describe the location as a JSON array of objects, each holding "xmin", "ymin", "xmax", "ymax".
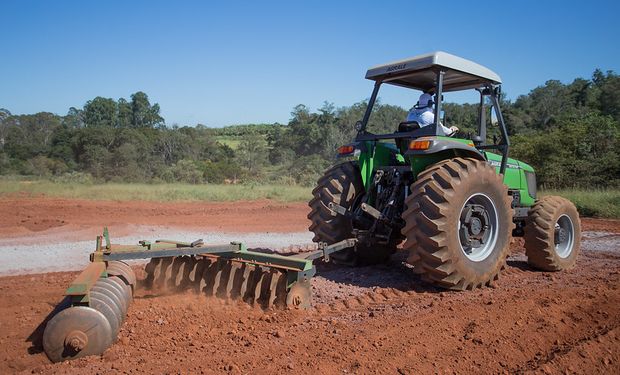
[
  {"xmin": 554, "ymin": 214, "xmax": 575, "ymax": 258},
  {"xmin": 458, "ymin": 193, "xmax": 499, "ymax": 262}
]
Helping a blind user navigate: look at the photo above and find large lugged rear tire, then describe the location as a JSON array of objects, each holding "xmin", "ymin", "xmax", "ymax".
[
  {"xmin": 402, "ymin": 157, "xmax": 513, "ymax": 290},
  {"xmin": 308, "ymin": 162, "xmax": 363, "ymax": 244},
  {"xmin": 524, "ymin": 196, "xmax": 581, "ymax": 271},
  {"xmin": 307, "ymin": 162, "xmax": 394, "ymax": 265}
]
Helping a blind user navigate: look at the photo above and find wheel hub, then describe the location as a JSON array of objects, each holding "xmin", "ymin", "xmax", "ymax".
[
  {"xmin": 65, "ymin": 330, "xmax": 88, "ymax": 352},
  {"xmin": 459, "ymin": 204, "xmax": 490, "ymax": 249},
  {"xmin": 554, "ymin": 224, "xmax": 567, "ymax": 245},
  {"xmin": 458, "ymin": 193, "xmax": 499, "ymax": 262},
  {"xmin": 469, "ymin": 217, "xmax": 483, "ymax": 235},
  {"xmin": 554, "ymin": 215, "xmax": 575, "ymax": 258}
]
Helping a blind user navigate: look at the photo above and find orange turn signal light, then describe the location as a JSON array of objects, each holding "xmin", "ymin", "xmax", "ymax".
[
  {"xmin": 409, "ymin": 140, "xmax": 432, "ymax": 150},
  {"xmin": 337, "ymin": 145, "xmax": 355, "ymax": 155}
]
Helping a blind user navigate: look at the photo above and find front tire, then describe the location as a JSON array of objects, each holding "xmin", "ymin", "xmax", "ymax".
[
  {"xmin": 402, "ymin": 157, "xmax": 513, "ymax": 290},
  {"xmin": 524, "ymin": 196, "xmax": 581, "ymax": 271}
]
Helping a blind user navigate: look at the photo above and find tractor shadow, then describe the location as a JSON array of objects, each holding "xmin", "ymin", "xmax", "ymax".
[
  {"xmin": 250, "ymin": 247, "xmax": 443, "ymax": 294},
  {"xmin": 313, "ymin": 250, "xmax": 444, "ymax": 294},
  {"xmin": 505, "ymin": 258, "xmax": 538, "ymax": 272},
  {"xmin": 246, "ymin": 247, "xmax": 441, "ymax": 293}
]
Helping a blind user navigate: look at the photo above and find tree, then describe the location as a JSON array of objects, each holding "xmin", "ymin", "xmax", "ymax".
[
  {"xmin": 597, "ymin": 71, "xmax": 620, "ymax": 122},
  {"xmin": 236, "ymin": 133, "xmax": 267, "ymax": 176},
  {"xmin": 3, "ymin": 112, "xmax": 61, "ymax": 159},
  {"xmin": 49, "ymin": 125, "xmax": 76, "ymax": 167},
  {"xmin": 0, "ymin": 108, "xmax": 11, "ymax": 150},
  {"xmin": 511, "ymin": 112, "xmax": 619, "ymax": 188},
  {"xmin": 117, "ymin": 98, "xmax": 132, "ymax": 128},
  {"xmin": 130, "ymin": 92, "xmax": 164, "ymax": 128},
  {"xmin": 82, "ymin": 144, "xmax": 111, "ymax": 178},
  {"xmin": 63, "ymin": 107, "xmax": 84, "ymax": 128},
  {"xmin": 83, "ymin": 97, "xmax": 118, "ymax": 127}
]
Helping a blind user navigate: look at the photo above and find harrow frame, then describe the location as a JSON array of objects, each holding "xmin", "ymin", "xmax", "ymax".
[
  {"xmin": 46, "ymin": 228, "xmax": 357, "ymax": 362},
  {"xmin": 66, "ymin": 227, "xmax": 355, "ymax": 304}
]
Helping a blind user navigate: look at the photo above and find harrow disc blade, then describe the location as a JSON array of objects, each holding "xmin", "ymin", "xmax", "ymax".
[
  {"xmin": 43, "ymin": 306, "xmax": 113, "ymax": 363},
  {"xmin": 225, "ymin": 262, "xmax": 244, "ymax": 299},
  {"xmin": 96, "ymin": 277, "xmax": 129, "ymax": 314},
  {"xmin": 237, "ymin": 264, "xmax": 253, "ymax": 300},
  {"xmin": 106, "ymin": 261, "xmax": 136, "ymax": 289},
  {"xmin": 214, "ymin": 261, "xmax": 233, "ymax": 298},
  {"xmin": 89, "ymin": 291, "xmax": 121, "ymax": 337},
  {"xmin": 201, "ymin": 259, "xmax": 222, "ymax": 296},
  {"xmin": 175, "ymin": 256, "xmax": 196, "ymax": 290},
  {"xmin": 91, "ymin": 283, "xmax": 125, "ymax": 323},
  {"xmin": 155, "ymin": 257, "xmax": 174, "ymax": 289},
  {"xmin": 142, "ymin": 256, "xmax": 293, "ymax": 309},
  {"xmin": 107, "ymin": 275, "xmax": 133, "ymax": 303},
  {"xmin": 142, "ymin": 258, "xmax": 159, "ymax": 289},
  {"xmin": 269, "ymin": 271, "xmax": 288, "ymax": 308},
  {"xmin": 188, "ymin": 257, "xmax": 208, "ymax": 293},
  {"xmin": 286, "ymin": 280, "xmax": 312, "ymax": 310}
]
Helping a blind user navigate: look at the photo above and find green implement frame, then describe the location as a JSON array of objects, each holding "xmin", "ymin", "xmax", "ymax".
[{"xmin": 65, "ymin": 228, "xmax": 357, "ymax": 304}]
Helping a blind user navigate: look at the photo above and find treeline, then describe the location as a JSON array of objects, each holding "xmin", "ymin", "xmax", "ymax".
[{"xmin": 0, "ymin": 69, "xmax": 618, "ymax": 188}]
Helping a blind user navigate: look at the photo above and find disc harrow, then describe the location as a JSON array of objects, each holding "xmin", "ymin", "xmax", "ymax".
[
  {"xmin": 41, "ymin": 228, "xmax": 356, "ymax": 363},
  {"xmin": 143, "ymin": 256, "xmax": 290, "ymax": 309}
]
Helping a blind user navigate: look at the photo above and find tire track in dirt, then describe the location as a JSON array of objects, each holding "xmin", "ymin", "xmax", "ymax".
[{"xmin": 514, "ymin": 324, "xmax": 619, "ymax": 374}]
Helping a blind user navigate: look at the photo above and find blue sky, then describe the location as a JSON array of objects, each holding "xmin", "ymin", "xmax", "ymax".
[{"xmin": 1, "ymin": 0, "xmax": 618, "ymax": 126}]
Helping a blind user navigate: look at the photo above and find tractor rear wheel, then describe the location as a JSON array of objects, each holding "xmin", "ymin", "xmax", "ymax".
[
  {"xmin": 524, "ymin": 196, "xmax": 581, "ymax": 271},
  {"xmin": 308, "ymin": 162, "xmax": 395, "ymax": 265},
  {"xmin": 402, "ymin": 157, "xmax": 512, "ymax": 290}
]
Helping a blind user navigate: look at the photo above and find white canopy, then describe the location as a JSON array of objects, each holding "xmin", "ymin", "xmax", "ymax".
[{"xmin": 365, "ymin": 51, "xmax": 502, "ymax": 92}]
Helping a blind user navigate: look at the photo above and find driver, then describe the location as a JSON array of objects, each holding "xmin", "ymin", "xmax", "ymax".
[{"xmin": 406, "ymin": 93, "xmax": 459, "ymax": 136}]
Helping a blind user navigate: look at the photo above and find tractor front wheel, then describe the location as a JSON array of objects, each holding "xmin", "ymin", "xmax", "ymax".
[{"xmin": 524, "ymin": 196, "xmax": 581, "ymax": 271}]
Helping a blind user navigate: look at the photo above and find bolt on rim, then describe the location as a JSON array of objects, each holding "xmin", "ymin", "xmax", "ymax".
[
  {"xmin": 458, "ymin": 193, "xmax": 499, "ymax": 262},
  {"xmin": 554, "ymin": 214, "xmax": 575, "ymax": 258}
]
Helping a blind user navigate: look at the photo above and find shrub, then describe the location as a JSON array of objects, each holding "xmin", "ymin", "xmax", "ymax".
[
  {"xmin": 170, "ymin": 159, "xmax": 203, "ymax": 184},
  {"xmin": 50, "ymin": 172, "xmax": 94, "ymax": 184}
]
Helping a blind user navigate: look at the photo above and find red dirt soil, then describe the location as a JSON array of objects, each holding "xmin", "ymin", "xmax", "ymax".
[
  {"xmin": 0, "ymin": 197, "xmax": 310, "ymax": 240},
  {"xmin": 0, "ymin": 197, "xmax": 618, "ymax": 374}
]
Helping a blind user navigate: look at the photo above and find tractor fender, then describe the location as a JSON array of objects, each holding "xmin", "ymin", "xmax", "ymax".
[{"xmin": 405, "ymin": 138, "xmax": 485, "ymax": 161}]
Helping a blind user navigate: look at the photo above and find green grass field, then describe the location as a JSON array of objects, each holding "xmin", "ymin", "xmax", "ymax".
[
  {"xmin": 0, "ymin": 180, "xmax": 618, "ymax": 218},
  {"xmin": 542, "ymin": 189, "xmax": 620, "ymax": 219},
  {"xmin": 0, "ymin": 180, "xmax": 311, "ymax": 203}
]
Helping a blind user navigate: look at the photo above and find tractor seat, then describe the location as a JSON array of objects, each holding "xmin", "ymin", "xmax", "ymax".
[
  {"xmin": 395, "ymin": 121, "xmax": 421, "ymax": 151},
  {"xmin": 398, "ymin": 120, "xmax": 421, "ymax": 133}
]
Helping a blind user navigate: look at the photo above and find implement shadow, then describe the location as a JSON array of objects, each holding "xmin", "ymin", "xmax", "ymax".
[{"xmin": 26, "ymin": 296, "xmax": 71, "ymax": 356}]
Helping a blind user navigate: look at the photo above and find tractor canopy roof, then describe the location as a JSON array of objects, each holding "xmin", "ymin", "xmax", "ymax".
[{"xmin": 365, "ymin": 51, "xmax": 501, "ymax": 92}]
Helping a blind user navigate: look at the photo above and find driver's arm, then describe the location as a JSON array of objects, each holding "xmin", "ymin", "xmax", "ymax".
[{"xmin": 438, "ymin": 121, "xmax": 459, "ymax": 136}]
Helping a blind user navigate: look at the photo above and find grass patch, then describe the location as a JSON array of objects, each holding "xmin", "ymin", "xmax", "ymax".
[
  {"xmin": 215, "ymin": 136, "xmax": 242, "ymax": 150},
  {"xmin": 2, "ymin": 180, "xmax": 617, "ymax": 218},
  {"xmin": 0, "ymin": 180, "xmax": 311, "ymax": 203},
  {"xmin": 542, "ymin": 189, "xmax": 620, "ymax": 219}
]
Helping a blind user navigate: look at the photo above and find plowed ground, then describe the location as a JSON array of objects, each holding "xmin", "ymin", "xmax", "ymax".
[{"xmin": 0, "ymin": 197, "xmax": 618, "ymax": 374}]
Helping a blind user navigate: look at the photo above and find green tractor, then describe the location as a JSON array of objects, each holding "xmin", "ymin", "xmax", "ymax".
[{"xmin": 308, "ymin": 51, "xmax": 581, "ymax": 290}]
